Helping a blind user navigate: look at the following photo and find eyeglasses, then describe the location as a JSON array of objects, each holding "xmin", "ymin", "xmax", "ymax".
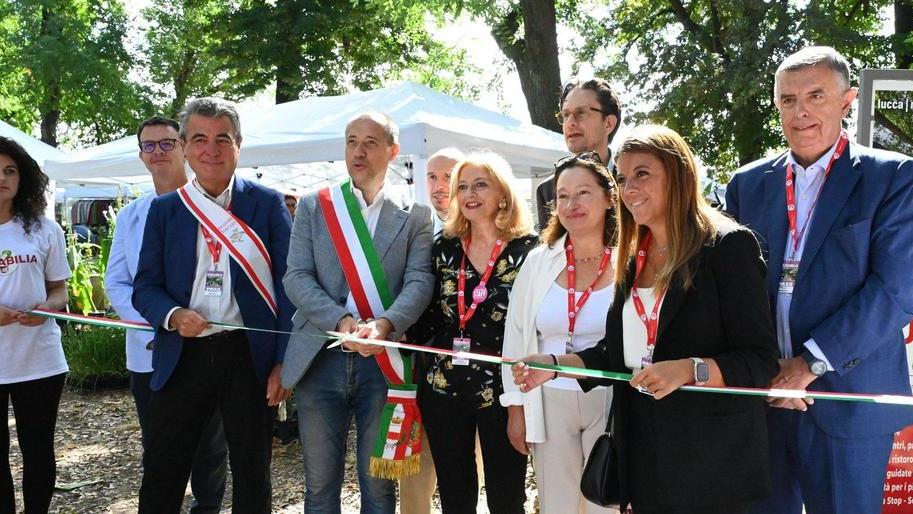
[
  {"xmin": 555, "ymin": 107, "xmax": 604, "ymax": 125},
  {"xmin": 139, "ymin": 139, "xmax": 180, "ymax": 153}
]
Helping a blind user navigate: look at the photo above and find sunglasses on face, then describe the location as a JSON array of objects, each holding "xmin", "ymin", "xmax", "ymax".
[{"xmin": 139, "ymin": 139, "xmax": 180, "ymax": 153}]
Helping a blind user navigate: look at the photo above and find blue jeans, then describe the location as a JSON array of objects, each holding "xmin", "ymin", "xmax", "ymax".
[{"xmin": 296, "ymin": 349, "xmax": 395, "ymax": 514}]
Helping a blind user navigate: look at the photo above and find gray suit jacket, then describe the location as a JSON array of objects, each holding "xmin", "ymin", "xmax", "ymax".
[{"xmin": 280, "ymin": 185, "xmax": 435, "ymax": 388}]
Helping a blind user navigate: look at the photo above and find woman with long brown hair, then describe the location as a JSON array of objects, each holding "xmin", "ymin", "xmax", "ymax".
[{"xmin": 513, "ymin": 126, "xmax": 779, "ymax": 513}]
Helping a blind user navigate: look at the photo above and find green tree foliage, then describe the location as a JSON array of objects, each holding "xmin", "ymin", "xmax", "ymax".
[
  {"xmin": 575, "ymin": 0, "xmax": 897, "ymax": 180},
  {"xmin": 0, "ymin": 0, "xmax": 151, "ymax": 147},
  {"xmin": 140, "ymin": 0, "xmax": 478, "ymax": 112}
]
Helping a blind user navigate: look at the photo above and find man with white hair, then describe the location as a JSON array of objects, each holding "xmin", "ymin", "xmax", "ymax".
[{"xmin": 726, "ymin": 46, "xmax": 913, "ymax": 514}]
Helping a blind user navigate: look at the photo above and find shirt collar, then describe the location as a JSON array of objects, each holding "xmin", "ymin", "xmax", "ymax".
[
  {"xmin": 350, "ymin": 180, "xmax": 387, "ymax": 210},
  {"xmin": 192, "ymin": 175, "xmax": 235, "ymax": 209},
  {"xmin": 786, "ymin": 137, "xmax": 841, "ymax": 178}
]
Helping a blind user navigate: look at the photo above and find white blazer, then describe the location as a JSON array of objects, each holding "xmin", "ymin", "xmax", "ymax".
[{"xmin": 500, "ymin": 234, "xmax": 568, "ymax": 443}]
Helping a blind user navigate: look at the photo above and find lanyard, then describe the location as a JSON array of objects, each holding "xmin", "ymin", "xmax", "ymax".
[
  {"xmin": 200, "ymin": 202, "xmax": 231, "ymax": 269},
  {"xmin": 785, "ymin": 132, "xmax": 849, "ymax": 256},
  {"xmin": 630, "ymin": 231, "xmax": 665, "ymax": 352},
  {"xmin": 565, "ymin": 237, "xmax": 612, "ymax": 344},
  {"xmin": 457, "ymin": 237, "xmax": 505, "ymax": 333}
]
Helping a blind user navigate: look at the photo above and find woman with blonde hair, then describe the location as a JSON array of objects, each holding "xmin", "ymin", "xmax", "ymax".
[
  {"xmin": 408, "ymin": 151, "xmax": 535, "ymax": 514},
  {"xmin": 500, "ymin": 151, "xmax": 618, "ymax": 513},
  {"xmin": 513, "ymin": 126, "xmax": 779, "ymax": 513}
]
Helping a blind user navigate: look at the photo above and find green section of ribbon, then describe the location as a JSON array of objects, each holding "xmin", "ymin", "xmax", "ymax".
[{"xmin": 26, "ymin": 309, "xmax": 913, "ymax": 407}]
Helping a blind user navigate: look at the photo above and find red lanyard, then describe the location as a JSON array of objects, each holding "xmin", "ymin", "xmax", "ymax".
[
  {"xmin": 457, "ymin": 237, "xmax": 505, "ymax": 332},
  {"xmin": 630, "ymin": 231, "xmax": 665, "ymax": 350},
  {"xmin": 785, "ymin": 132, "xmax": 848, "ymax": 255},
  {"xmin": 565, "ymin": 238, "xmax": 612, "ymax": 341},
  {"xmin": 200, "ymin": 202, "xmax": 231, "ymax": 268}
]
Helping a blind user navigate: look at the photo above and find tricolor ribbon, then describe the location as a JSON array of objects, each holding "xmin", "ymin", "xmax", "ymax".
[{"xmin": 27, "ymin": 308, "xmax": 913, "ymax": 407}]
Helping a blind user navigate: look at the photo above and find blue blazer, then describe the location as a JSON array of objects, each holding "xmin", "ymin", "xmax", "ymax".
[
  {"xmin": 726, "ymin": 142, "xmax": 913, "ymax": 438},
  {"xmin": 132, "ymin": 177, "xmax": 293, "ymax": 391}
]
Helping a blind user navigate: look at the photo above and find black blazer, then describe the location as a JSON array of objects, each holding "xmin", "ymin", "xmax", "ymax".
[{"xmin": 577, "ymin": 225, "xmax": 779, "ymax": 507}]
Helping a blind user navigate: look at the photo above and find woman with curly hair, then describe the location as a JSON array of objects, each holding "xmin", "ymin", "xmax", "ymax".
[{"xmin": 0, "ymin": 136, "xmax": 70, "ymax": 514}]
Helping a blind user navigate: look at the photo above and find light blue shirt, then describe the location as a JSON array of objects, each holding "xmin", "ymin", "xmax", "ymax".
[
  {"xmin": 776, "ymin": 138, "xmax": 841, "ymax": 371},
  {"xmin": 104, "ymin": 194, "xmax": 154, "ymax": 372}
]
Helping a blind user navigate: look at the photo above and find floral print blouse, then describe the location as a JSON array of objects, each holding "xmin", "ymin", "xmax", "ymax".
[{"xmin": 408, "ymin": 234, "xmax": 537, "ymax": 409}]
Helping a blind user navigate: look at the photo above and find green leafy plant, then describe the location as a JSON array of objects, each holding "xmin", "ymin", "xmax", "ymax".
[
  {"xmin": 65, "ymin": 230, "xmax": 103, "ymax": 315},
  {"xmin": 61, "ymin": 324, "xmax": 128, "ymax": 390}
]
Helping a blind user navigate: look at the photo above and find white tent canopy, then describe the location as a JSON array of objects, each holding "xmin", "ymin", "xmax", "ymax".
[
  {"xmin": 44, "ymin": 82, "xmax": 566, "ymax": 193},
  {"xmin": 0, "ymin": 119, "xmax": 63, "ymax": 165}
]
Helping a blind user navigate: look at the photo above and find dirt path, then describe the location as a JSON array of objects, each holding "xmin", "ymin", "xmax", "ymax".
[{"xmin": 8, "ymin": 388, "xmax": 539, "ymax": 513}]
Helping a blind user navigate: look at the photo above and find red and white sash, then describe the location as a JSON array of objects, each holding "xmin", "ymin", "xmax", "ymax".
[{"xmin": 177, "ymin": 182, "xmax": 277, "ymax": 316}]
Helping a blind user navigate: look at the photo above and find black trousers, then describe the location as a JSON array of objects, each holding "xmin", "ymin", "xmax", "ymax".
[
  {"xmin": 138, "ymin": 331, "xmax": 274, "ymax": 514},
  {"xmin": 420, "ymin": 382, "xmax": 527, "ymax": 514},
  {"xmin": 0, "ymin": 373, "xmax": 66, "ymax": 514},
  {"xmin": 131, "ymin": 370, "xmax": 228, "ymax": 513}
]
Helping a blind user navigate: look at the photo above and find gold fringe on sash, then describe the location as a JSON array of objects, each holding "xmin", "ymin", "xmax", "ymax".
[{"xmin": 369, "ymin": 454, "xmax": 422, "ymax": 480}]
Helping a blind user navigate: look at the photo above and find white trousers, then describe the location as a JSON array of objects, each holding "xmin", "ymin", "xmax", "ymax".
[{"xmin": 533, "ymin": 386, "xmax": 618, "ymax": 514}]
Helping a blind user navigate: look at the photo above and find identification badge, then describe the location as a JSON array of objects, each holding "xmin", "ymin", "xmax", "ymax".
[
  {"xmin": 452, "ymin": 337, "xmax": 471, "ymax": 366},
  {"xmin": 204, "ymin": 269, "xmax": 224, "ymax": 297},
  {"xmin": 778, "ymin": 260, "xmax": 799, "ymax": 295},
  {"xmin": 640, "ymin": 346, "xmax": 654, "ymax": 369}
]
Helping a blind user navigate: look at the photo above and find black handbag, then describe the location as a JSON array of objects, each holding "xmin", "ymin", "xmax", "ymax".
[{"xmin": 580, "ymin": 408, "xmax": 620, "ymax": 506}]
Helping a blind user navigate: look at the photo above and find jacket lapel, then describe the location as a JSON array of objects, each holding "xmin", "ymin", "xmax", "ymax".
[
  {"xmin": 373, "ymin": 189, "xmax": 409, "ymax": 262},
  {"xmin": 796, "ymin": 146, "xmax": 861, "ymax": 282},
  {"xmin": 763, "ymin": 157, "xmax": 789, "ymax": 295},
  {"xmin": 656, "ymin": 280, "xmax": 685, "ymax": 342}
]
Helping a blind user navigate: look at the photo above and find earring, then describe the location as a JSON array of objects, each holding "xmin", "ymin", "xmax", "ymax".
[{"xmin": 499, "ymin": 199, "xmax": 507, "ymax": 210}]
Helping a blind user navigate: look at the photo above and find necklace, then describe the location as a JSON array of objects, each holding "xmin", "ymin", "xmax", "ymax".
[
  {"xmin": 576, "ymin": 254, "xmax": 604, "ymax": 263},
  {"xmin": 656, "ymin": 245, "xmax": 669, "ymax": 255}
]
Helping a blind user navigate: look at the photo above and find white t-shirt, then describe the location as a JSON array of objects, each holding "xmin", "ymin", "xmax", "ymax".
[
  {"xmin": 536, "ymin": 282, "xmax": 614, "ymax": 391},
  {"xmin": 0, "ymin": 217, "xmax": 71, "ymax": 384},
  {"xmin": 622, "ymin": 287, "xmax": 665, "ymax": 372}
]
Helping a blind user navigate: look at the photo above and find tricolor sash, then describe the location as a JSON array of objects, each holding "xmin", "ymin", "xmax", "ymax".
[
  {"xmin": 177, "ymin": 183, "xmax": 278, "ymax": 316},
  {"xmin": 318, "ymin": 180, "xmax": 422, "ymax": 479}
]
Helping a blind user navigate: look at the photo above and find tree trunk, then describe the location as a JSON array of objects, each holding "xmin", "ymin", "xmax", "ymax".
[
  {"xmin": 897, "ymin": 0, "xmax": 913, "ymax": 69},
  {"xmin": 490, "ymin": 2, "xmax": 562, "ymax": 133},
  {"xmin": 517, "ymin": 0, "xmax": 562, "ymax": 133},
  {"xmin": 40, "ymin": 104, "xmax": 60, "ymax": 148},
  {"xmin": 38, "ymin": 6, "xmax": 59, "ymax": 147}
]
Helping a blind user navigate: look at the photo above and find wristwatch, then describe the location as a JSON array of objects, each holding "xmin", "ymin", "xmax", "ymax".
[
  {"xmin": 801, "ymin": 351, "xmax": 828, "ymax": 377},
  {"xmin": 691, "ymin": 357, "xmax": 710, "ymax": 386}
]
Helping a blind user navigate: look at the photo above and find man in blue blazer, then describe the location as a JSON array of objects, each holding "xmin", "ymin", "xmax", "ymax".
[
  {"xmin": 133, "ymin": 97, "xmax": 293, "ymax": 513},
  {"xmin": 726, "ymin": 46, "xmax": 913, "ymax": 514}
]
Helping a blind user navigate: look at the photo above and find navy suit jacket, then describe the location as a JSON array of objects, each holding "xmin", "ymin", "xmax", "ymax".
[
  {"xmin": 726, "ymin": 142, "xmax": 913, "ymax": 438},
  {"xmin": 132, "ymin": 177, "xmax": 294, "ymax": 391}
]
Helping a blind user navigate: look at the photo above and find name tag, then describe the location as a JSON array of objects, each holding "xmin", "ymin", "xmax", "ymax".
[
  {"xmin": 204, "ymin": 269, "xmax": 224, "ymax": 297},
  {"xmin": 779, "ymin": 260, "xmax": 799, "ymax": 295},
  {"xmin": 452, "ymin": 337, "xmax": 471, "ymax": 366}
]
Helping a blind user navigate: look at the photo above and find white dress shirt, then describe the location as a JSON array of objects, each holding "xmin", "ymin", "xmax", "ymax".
[
  {"xmin": 104, "ymin": 193, "xmax": 155, "ymax": 372},
  {"xmin": 776, "ymin": 139, "xmax": 841, "ymax": 370},
  {"xmin": 163, "ymin": 176, "xmax": 244, "ymax": 336},
  {"xmin": 344, "ymin": 181, "xmax": 387, "ymax": 318}
]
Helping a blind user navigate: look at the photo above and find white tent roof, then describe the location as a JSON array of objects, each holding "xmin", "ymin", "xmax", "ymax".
[
  {"xmin": 44, "ymin": 81, "xmax": 565, "ymax": 184},
  {"xmin": 0, "ymin": 119, "xmax": 63, "ymax": 165}
]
